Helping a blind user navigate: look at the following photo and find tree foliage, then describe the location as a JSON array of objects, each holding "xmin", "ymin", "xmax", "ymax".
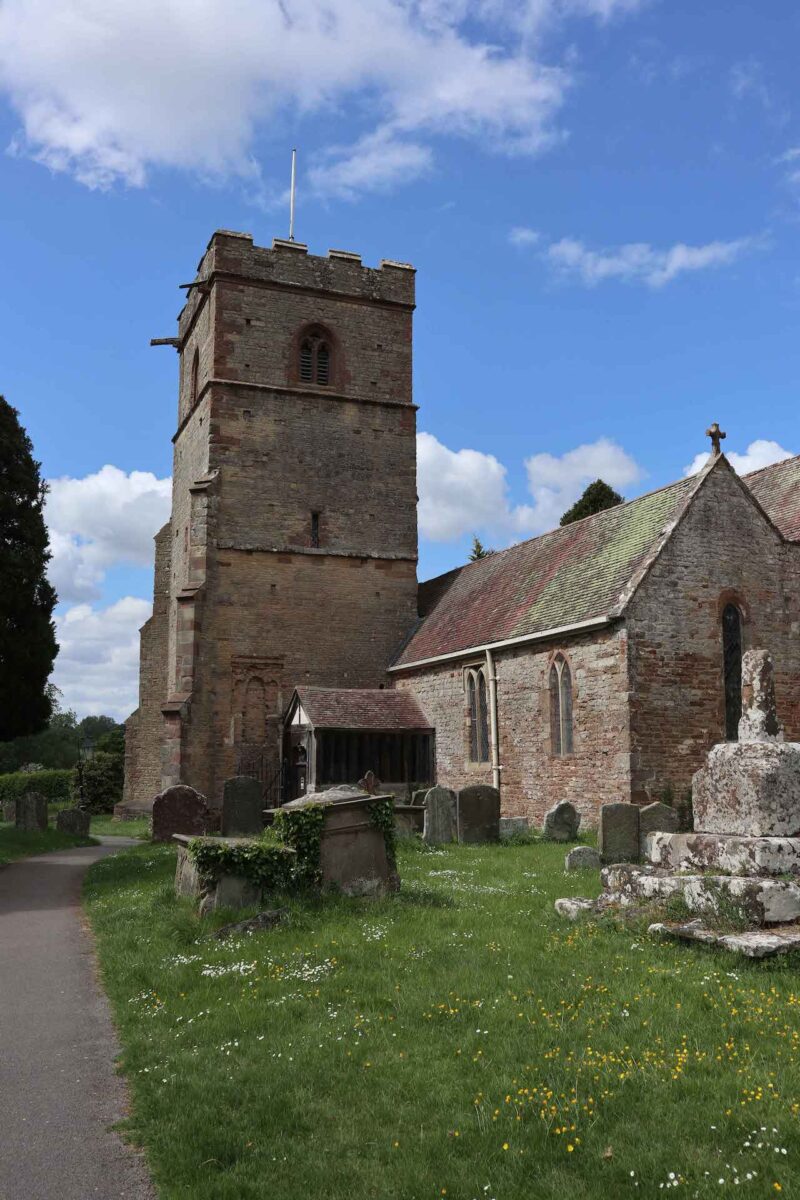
[
  {"xmin": 0, "ymin": 398, "xmax": 58, "ymax": 739},
  {"xmin": 559, "ymin": 479, "xmax": 624, "ymax": 527},
  {"xmin": 469, "ymin": 535, "xmax": 495, "ymax": 561}
]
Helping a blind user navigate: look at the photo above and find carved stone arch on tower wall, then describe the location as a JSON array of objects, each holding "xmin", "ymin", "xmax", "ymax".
[
  {"xmin": 230, "ymin": 656, "xmax": 285, "ymax": 791},
  {"xmin": 288, "ymin": 322, "xmax": 343, "ymax": 390}
]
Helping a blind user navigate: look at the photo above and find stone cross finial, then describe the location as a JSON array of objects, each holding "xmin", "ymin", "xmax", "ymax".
[
  {"xmin": 706, "ymin": 422, "xmax": 726, "ymax": 457},
  {"xmin": 739, "ymin": 649, "xmax": 783, "ymax": 742}
]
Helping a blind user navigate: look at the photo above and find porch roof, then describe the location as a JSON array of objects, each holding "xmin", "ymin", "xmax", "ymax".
[{"xmin": 292, "ymin": 687, "xmax": 433, "ymax": 732}]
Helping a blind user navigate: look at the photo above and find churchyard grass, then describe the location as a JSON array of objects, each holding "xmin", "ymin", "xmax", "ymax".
[
  {"xmin": 84, "ymin": 838, "xmax": 800, "ymax": 1199},
  {"xmin": 0, "ymin": 818, "xmax": 94, "ymax": 864},
  {"xmin": 89, "ymin": 813, "xmax": 151, "ymax": 840}
]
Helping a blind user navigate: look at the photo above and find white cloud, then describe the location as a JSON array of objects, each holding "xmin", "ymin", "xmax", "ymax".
[
  {"xmin": 417, "ymin": 431, "xmax": 519, "ymax": 540},
  {"xmin": 539, "ymin": 234, "xmax": 759, "ymax": 288},
  {"xmin": 46, "ymin": 465, "xmax": 171, "ymax": 603},
  {"xmin": 417, "ymin": 430, "xmax": 643, "ymax": 542},
  {"xmin": 309, "ymin": 130, "xmax": 432, "ymax": 200},
  {"xmin": 684, "ymin": 438, "xmax": 794, "ymax": 479},
  {"xmin": 776, "ymin": 146, "xmax": 800, "ymax": 188},
  {"xmin": 0, "ymin": 0, "xmax": 645, "ymax": 193},
  {"xmin": 51, "ymin": 597, "xmax": 151, "ymax": 720},
  {"xmin": 523, "ymin": 436, "xmax": 643, "ymax": 530},
  {"xmin": 509, "ymin": 225, "xmax": 541, "ymax": 246}
]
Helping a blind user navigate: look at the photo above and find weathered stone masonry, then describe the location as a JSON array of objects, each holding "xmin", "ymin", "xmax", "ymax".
[{"xmin": 124, "ymin": 232, "xmax": 419, "ymax": 811}]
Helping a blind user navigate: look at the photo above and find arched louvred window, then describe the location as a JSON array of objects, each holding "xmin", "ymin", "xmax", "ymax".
[
  {"xmin": 549, "ymin": 654, "xmax": 573, "ymax": 757},
  {"xmin": 466, "ymin": 667, "xmax": 490, "ymax": 763},
  {"xmin": 297, "ymin": 327, "xmax": 333, "ymax": 386},
  {"xmin": 299, "ymin": 339, "xmax": 314, "ymax": 382},
  {"xmin": 190, "ymin": 347, "xmax": 199, "ymax": 405},
  {"xmin": 316, "ymin": 342, "xmax": 330, "ymax": 385},
  {"xmin": 722, "ymin": 603, "xmax": 743, "ymax": 741}
]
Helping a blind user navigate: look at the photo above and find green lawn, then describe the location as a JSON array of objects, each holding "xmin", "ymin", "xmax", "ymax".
[
  {"xmin": 0, "ymin": 819, "xmax": 94, "ymax": 864},
  {"xmin": 90, "ymin": 813, "xmax": 150, "ymax": 840},
  {"xmin": 84, "ymin": 838, "xmax": 800, "ymax": 1200}
]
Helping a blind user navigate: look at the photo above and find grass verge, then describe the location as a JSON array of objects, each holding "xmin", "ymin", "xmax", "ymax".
[
  {"xmin": 90, "ymin": 814, "xmax": 151, "ymax": 840},
  {"xmin": 85, "ymin": 838, "xmax": 800, "ymax": 1199},
  {"xmin": 0, "ymin": 819, "xmax": 94, "ymax": 865}
]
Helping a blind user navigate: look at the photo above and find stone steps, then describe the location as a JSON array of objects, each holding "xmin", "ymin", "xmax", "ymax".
[
  {"xmin": 602, "ymin": 863, "xmax": 800, "ymax": 924},
  {"xmin": 646, "ymin": 831, "xmax": 800, "ymax": 877}
]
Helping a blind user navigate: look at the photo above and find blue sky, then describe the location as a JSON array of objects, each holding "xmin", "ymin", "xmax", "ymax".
[{"xmin": 0, "ymin": 0, "xmax": 798, "ymax": 716}]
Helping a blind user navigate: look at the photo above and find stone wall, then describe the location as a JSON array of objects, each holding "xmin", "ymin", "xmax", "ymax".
[
  {"xmin": 626, "ymin": 461, "xmax": 800, "ymax": 805},
  {"xmin": 121, "ymin": 523, "xmax": 172, "ymax": 812},
  {"xmin": 394, "ymin": 626, "xmax": 632, "ymax": 828}
]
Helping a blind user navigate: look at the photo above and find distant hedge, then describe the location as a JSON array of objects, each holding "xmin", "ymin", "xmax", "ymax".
[{"xmin": 0, "ymin": 768, "xmax": 75, "ymax": 806}]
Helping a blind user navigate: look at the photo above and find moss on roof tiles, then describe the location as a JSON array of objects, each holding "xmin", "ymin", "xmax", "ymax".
[
  {"xmin": 745, "ymin": 454, "xmax": 800, "ymax": 542},
  {"xmin": 396, "ymin": 475, "xmax": 697, "ymax": 666}
]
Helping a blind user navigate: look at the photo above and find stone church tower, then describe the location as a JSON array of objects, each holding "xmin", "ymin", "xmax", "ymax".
[{"xmin": 123, "ymin": 231, "xmax": 419, "ymax": 812}]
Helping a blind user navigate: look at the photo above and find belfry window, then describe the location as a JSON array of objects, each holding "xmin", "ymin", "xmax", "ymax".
[
  {"xmin": 466, "ymin": 667, "xmax": 490, "ymax": 763},
  {"xmin": 722, "ymin": 603, "xmax": 743, "ymax": 741},
  {"xmin": 299, "ymin": 329, "xmax": 332, "ymax": 385},
  {"xmin": 549, "ymin": 654, "xmax": 573, "ymax": 757}
]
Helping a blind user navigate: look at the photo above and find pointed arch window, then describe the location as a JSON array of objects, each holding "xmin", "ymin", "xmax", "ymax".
[
  {"xmin": 722, "ymin": 603, "xmax": 743, "ymax": 741},
  {"xmin": 549, "ymin": 654, "xmax": 573, "ymax": 757},
  {"xmin": 465, "ymin": 666, "xmax": 490, "ymax": 763},
  {"xmin": 298, "ymin": 328, "xmax": 332, "ymax": 386}
]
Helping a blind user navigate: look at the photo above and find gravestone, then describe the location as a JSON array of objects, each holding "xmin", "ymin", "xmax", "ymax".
[
  {"xmin": 565, "ymin": 845, "xmax": 601, "ymax": 871},
  {"xmin": 15, "ymin": 792, "xmax": 47, "ymax": 833},
  {"xmin": 221, "ymin": 776, "xmax": 263, "ymax": 837},
  {"xmin": 2, "ymin": 799, "xmax": 16, "ymax": 823},
  {"xmin": 358, "ymin": 770, "xmax": 382, "ymax": 795},
  {"xmin": 423, "ymin": 786, "xmax": 457, "ymax": 844},
  {"xmin": 598, "ymin": 802, "xmax": 640, "ymax": 863},
  {"xmin": 500, "ymin": 816, "xmax": 530, "ymax": 840},
  {"xmin": 638, "ymin": 801, "xmax": 679, "ymax": 858},
  {"xmin": 411, "ymin": 789, "xmax": 428, "ymax": 807},
  {"xmin": 542, "ymin": 801, "xmax": 580, "ymax": 843},
  {"xmin": 457, "ymin": 785, "xmax": 500, "ymax": 843},
  {"xmin": 152, "ymin": 784, "xmax": 211, "ymax": 844},
  {"xmin": 56, "ymin": 808, "xmax": 90, "ymax": 837}
]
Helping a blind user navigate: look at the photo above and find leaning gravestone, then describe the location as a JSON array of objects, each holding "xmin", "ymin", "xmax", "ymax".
[
  {"xmin": 56, "ymin": 808, "xmax": 90, "ymax": 837},
  {"xmin": 565, "ymin": 845, "xmax": 601, "ymax": 871},
  {"xmin": 542, "ymin": 801, "xmax": 580, "ymax": 842},
  {"xmin": 598, "ymin": 802, "xmax": 640, "ymax": 863},
  {"xmin": 638, "ymin": 801, "xmax": 679, "ymax": 859},
  {"xmin": 423, "ymin": 786, "xmax": 457, "ymax": 844},
  {"xmin": 152, "ymin": 784, "xmax": 211, "ymax": 844},
  {"xmin": 2, "ymin": 799, "xmax": 16, "ymax": 823},
  {"xmin": 221, "ymin": 776, "xmax": 263, "ymax": 837},
  {"xmin": 15, "ymin": 792, "xmax": 48, "ymax": 833},
  {"xmin": 457, "ymin": 785, "xmax": 500, "ymax": 843}
]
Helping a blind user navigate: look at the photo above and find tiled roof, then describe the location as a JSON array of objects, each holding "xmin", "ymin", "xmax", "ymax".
[
  {"xmin": 744, "ymin": 454, "xmax": 800, "ymax": 542},
  {"xmin": 294, "ymin": 687, "xmax": 432, "ymax": 731},
  {"xmin": 394, "ymin": 474, "xmax": 702, "ymax": 668}
]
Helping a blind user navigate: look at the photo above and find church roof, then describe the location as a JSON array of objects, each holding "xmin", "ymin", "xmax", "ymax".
[
  {"xmin": 292, "ymin": 687, "xmax": 432, "ymax": 731},
  {"xmin": 744, "ymin": 454, "xmax": 800, "ymax": 542},
  {"xmin": 393, "ymin": 473, "xmax": 701, "ymax": 669}
]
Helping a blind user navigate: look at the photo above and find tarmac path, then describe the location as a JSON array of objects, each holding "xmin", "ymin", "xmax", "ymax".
[{"xmin": 0, "ymin": 837, "xmax": 156, "ymax": 1200}]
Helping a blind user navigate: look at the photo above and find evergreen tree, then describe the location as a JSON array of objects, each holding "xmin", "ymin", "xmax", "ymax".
[
  {"xmin": 0, "ymin": 397, "xmax": 58, "ymax": 739},
  {"xmin": 469, "ymin": 535, "xmax": 494, "ymax": 561},
  {"xmin": 560, "ymin": 479, "xmax": 624, "ymax": 527}
]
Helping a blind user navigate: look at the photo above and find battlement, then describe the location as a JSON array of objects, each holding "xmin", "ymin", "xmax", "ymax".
[{"xmin": 179, "ymin": 230, "xmax": 414, "ymax": 333}]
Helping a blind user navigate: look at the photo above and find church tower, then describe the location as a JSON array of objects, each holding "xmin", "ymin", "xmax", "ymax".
[{"xmin": 123, "ymin": 231, "xmax": 419, "ymax": 811}]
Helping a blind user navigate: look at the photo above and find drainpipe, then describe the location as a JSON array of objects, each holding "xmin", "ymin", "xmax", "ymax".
[{"xmin": 485, "ymin": 648, "xmax": 501, "ymax": 793}]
